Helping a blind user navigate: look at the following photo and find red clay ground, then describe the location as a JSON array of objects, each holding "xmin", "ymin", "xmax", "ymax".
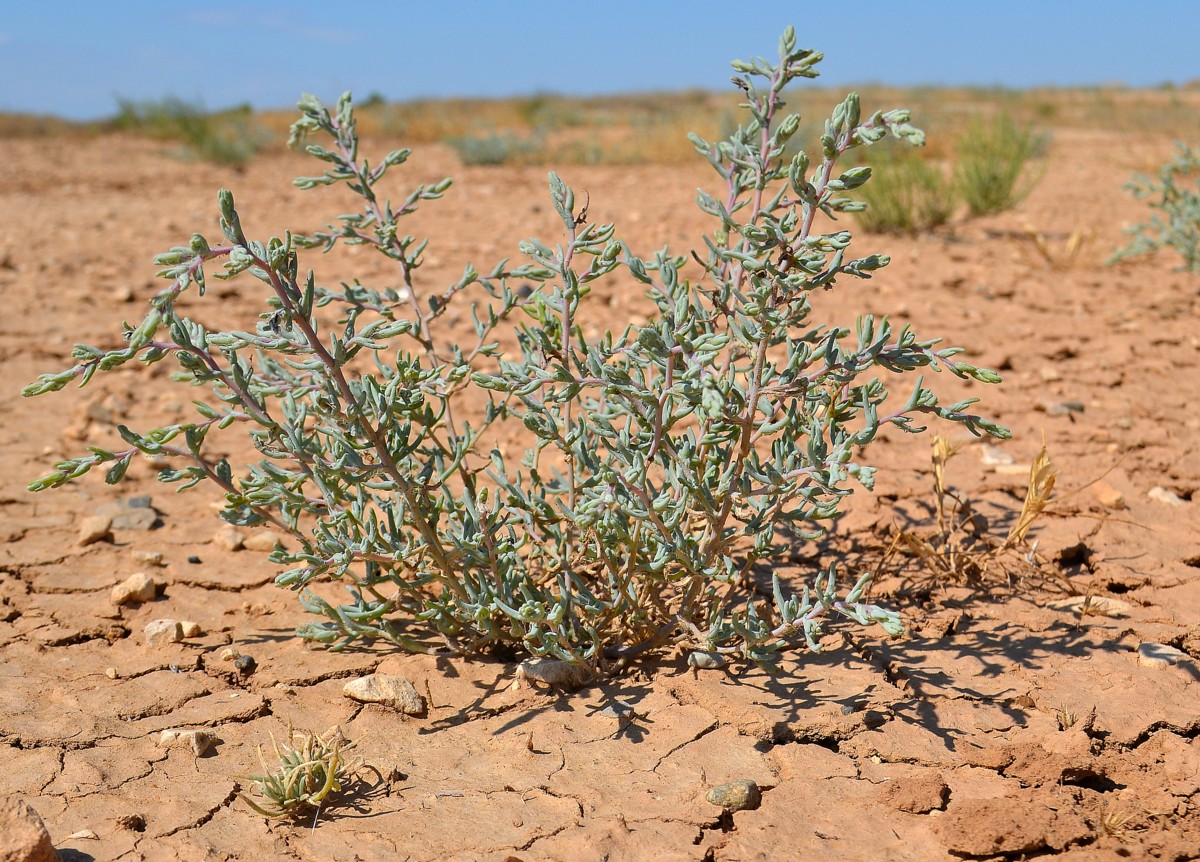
[{"xmin": 1, "ymin": 117, "xmax": 1199, "ymax": 861}]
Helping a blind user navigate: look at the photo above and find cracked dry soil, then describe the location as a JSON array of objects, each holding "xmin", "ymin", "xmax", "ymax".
[{"xmin": 1, "ymin": 122, "xmax": 1199, "ymax": 861}]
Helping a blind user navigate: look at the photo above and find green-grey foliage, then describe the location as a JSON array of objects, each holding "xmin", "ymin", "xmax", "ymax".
[
  {"xmin": 954, "ymin": 113, "xmax": 1045, "ymax": 217},
  {"xmin": 1109, "ymin": 143, "xmax": 1200, "ymax": 273},
  {"xmin": 855, "ymin": 149, "xmax": 956, "ymax": 234},
  {"xmin": 112, "ymin": 96, "xmax": 267, "ymax": 166},
  {"xmin": 25, "ymin": 30, "xmax": 1008, "ymax": 671},
  {"xmin": 448, "ymin": 131, "xmax": 539, "ymax": 166}
]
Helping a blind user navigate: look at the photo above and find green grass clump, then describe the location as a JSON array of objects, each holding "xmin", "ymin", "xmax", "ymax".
[
  {"xmin": 954, "ymin": 114, "xmax": 1046, "ymax": 216},
  {"xmin": 855, "ymin": 150, "xmax": 956, "ymax": 234},
  {"xmin": 112, "ymin": 96, "xmax": 268, "ymax": 166},
  {"xmin": 447, "ymin": 131, "xmax": 540, "ymax": 166}
]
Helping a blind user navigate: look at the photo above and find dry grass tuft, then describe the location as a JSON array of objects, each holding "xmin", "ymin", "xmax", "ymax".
[
  {"xmin": 1021, "ymin": 222, "xmax": 1093, "ymax": 269},
  {"xmin": 895, "ymin": 434, "xmax": 1058, "ymax": 588}
]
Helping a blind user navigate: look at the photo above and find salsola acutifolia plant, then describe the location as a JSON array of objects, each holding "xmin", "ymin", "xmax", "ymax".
[
  {"xmin": 1110, "ymin": 143, "xmax": 1200, "ymax": 273},
  {"xmin": 25, "ymin": 29, "xmax": 1008, "ymax": 670}
]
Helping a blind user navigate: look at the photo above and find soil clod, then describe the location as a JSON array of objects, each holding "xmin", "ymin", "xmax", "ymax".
[{"xmin": 0, "ymin": 796, "xmax": 57, "ymax": 862}]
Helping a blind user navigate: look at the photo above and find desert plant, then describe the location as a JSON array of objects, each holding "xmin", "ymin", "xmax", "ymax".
[
  {"xmin": 1109, "ymin": 143, "xmax": 1200, "ymax": 273},
  {"xmin": 112, "ymin": 96, "xmax": 267, "ymax": 166},
  {"xmin": 895, "ymin": 434, "xmax": 1055, "ymax": 587},
  {"xmin": 855, "ymin": 149, "xmax": 956, "ymax": 234},
  {"xmin": 24, "ymin": 29, "xmax": 1008, "ymax": 670},
  {"xmin": 447, "ymin": 131, "xmax": 540, "ymax": 166},
  {"xmin": 954, "ymin": 113, "xmax": 1045, "ymax": 216},
  {"xmin": 1020, "ymin": 221, "xmax": 1091, "ymax": 269},
  {"xmin": 240, "ymin": 724, "xmax": 354, "ymax": 820}
]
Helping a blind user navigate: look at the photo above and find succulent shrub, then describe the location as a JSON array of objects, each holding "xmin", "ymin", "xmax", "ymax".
[
  {"xmin": 25, "ymin": 29, "xmax": 1008, "ymax": 671},
  {"xmin": 1110, "ymin": 143, "xmax": 1200, "ymax": 273}
]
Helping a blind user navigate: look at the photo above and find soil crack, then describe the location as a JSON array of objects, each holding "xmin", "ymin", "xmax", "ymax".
[
  {"xmin": 170, "ymin": 575, "xmax": 278, "ymax": 592},
  {"xmin": 154, "ymin": 782, "xmax": 240, "ymax": 838},
  {"xmin": 652, "ymin": 718, "xmax": 720, "ymax": 773},
  {"xmin": 118, "ymin": 687, "xmax": 213, "ymax": 721}
]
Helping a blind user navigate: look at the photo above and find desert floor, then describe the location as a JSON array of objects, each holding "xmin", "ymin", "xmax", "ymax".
[{"xmin": 1, "ymin": 110, "xmax": 1199, "ymax": 861}]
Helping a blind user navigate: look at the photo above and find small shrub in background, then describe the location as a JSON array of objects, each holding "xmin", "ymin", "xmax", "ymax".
[
  {"xmin": 1109, "ymin": 143, "xmax": 1200, "ymax": 273},
  {"xmin": 447, "ymin": 131, "xmax": 540, "ymax": 166},
  {"xmin": 954, "ymin": 113, "xmax": 1046, "ymax": 217},
  {"xmin": 855, "ymin": 149, "xmax": 956, "ymax": 234},
  {"xmin": 112, "ymin": 96, "xmax": 268, "ymax": 166},
  {"xmin": 26, "ymin": 29, "xmax": 1008, "ymax": 671}
]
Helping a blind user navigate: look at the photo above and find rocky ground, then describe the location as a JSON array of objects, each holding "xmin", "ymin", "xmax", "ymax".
[{"xmin": 0, "ymin": 114, "xmax": 1198, "ymax": 861}]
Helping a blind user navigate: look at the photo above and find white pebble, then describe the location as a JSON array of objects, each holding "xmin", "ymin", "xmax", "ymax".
[
  {"xmin": 514, "ymin": 658, "xmax": 590, "ymax": 690},
  {"xmin": 343, "ymin": 674, "xmax": 426, "ymax": 714},
  {"xmin": 1137, "ymin": 642, "xmax": 1190, "ymax": 669},
  {"xmin": 1148, "ymin": 486, "xmax": 1187, "ymax": 507},
  {"xmin": 143, "ymin": 619, "xmax": 183, "ymax": 648}
]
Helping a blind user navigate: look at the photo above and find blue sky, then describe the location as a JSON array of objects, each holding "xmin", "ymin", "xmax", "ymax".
[{"xmin": 3, "ymin": 2, "xmax": 1198, "ymax": 119}]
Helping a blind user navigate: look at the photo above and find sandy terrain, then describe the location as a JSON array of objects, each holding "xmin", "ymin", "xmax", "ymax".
[{"xmin": 1, "ymin": 115, "xmax": 1198, "ymax": 861}]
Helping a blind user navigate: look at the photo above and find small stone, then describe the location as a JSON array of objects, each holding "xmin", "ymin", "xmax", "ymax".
[
  {"xmin": 1037, "ymin": 400, "xmax": 1085, "ymax": 416},
  {"xmin": 1137, "ymin": 642, "xmax": 1190, "ymax": 669},
  {"xmin": 233, "ymin": 654, "xmax": 256, "ymax": 674},
  {"xmin": 687, "ymin": 650, "xmax": 727, "ymax": 670},
  {"xmin": 158, "ymin": 728, "xmax": 217, "ymax": 757},
  {"xmin": 78, "ymin": 515, "xmax": 113, "ymax": 546},
  {"xmin": 1148, "ymin": 486, "xmax": 1187, "ymax": 507},
  {"xmin": 111, "ymin": 572, "xmax": 157, "ymax": 606},
  {"xmin": 105, "ymin": 667, "xmax": 118, "ymax": 680},
  {"xmin": 705, "ymin": 779, "xmax": 762, "ymax": 812},
  {"xmin": 95, "ymin": 498, "xmax": 159, "ymax": 531},
  {"xmin": 0, "ymin": 796, "xmax": 57, "ymax": 862},
  {"xmin": 212, "ymin": 524, "xmax": 244, "ymax": 552},
  {"xmin": 242, "ymin": 530, "xmax": 285, "ymax": 552},
  {"xmin": 61, "ymin": 421, "xmax": 90, "ymax": 441},
  {"xmin": 1090, "ymin": 480, "xmax": 1125, "ymax": 509},
  {"xmin": 186, "ymin": 555, "xmax": 202, "ymax": 565},
  {"xmin": 994, "ymin": 463, "xmax": 1034, "ymax": 476},
  {"xmin": 66, "ymin": 829, "xmax": 99, "ymax": 840},
  {"xmin": 979, "ymin": 443, "xmax": 1015, "ymax": 466},
  {"xmin": 179, "ymin": 621, "xmax": 202, "ymax": 638},
  {"xmin": 143, "ymin": 619, "xmax": 183, "ymax": 648},
  {"xmin": 1038, "ymin": 366, "xmax": 1062, "ymax": 382},
  {"xmin": 112, "ymin": 285, "xmax": 136, "ymax": 303},
  {"xmin": 598, "ymin": 702, "xmax": 637, "ymax": 723},
  {"xmin": 514, "ymin": 658, "xmax": 590, "ymax": 689},
  {"xmin": 343, "ymin": 673, "xmax": 426, "ymax": 715},
  {"xmin": 132, "ymin": 550, "xmax": 165, "ymax": 567},
  {"xmin": 218, "ymin": 647, "xmax": 241, "ymax": 662}
]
